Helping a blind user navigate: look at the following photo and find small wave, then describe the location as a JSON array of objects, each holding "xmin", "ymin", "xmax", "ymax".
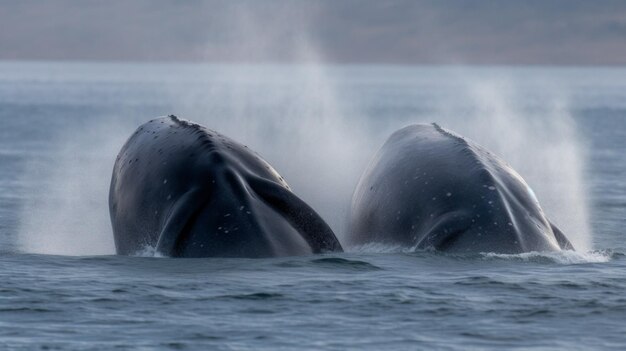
[
  {"xmin": 0, "ymin": 307, "xmax": 58, "ymax": 313},
  {"xmin": 222, "ymin": 292, "xmax": 284, "ymax": 301},
  {"xmin": 310, "ymin": 257, "xmax": 382, "ymax": 271},
  {"xmin": 481, "ymin": 250, "xmax": 613, "ymax": 264}
]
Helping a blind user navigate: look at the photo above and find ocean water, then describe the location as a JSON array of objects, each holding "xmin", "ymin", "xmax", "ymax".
[{"xmin": 1, "ymin": 62, "xmax": 625, "ymax": 350}]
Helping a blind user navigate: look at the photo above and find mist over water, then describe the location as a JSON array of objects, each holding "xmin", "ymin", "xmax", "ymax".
[
  {"xmin": 14, "ymin": 64, "xmax": 593, "ymax": 255},
  {"xmin": 18, "ymin": 119, "xmax": 129, "ymax": 255},
  {"xmin": 12, "ymin": 2, "xmax": 594, "ymax": 255}
]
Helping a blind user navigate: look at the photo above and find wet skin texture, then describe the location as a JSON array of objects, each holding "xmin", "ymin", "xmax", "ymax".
[
  {"xmin": 109, "ymin": 116, "xmax": 342, "ymax": 257},
  {"xmin": 347, "ymin": 124, "xmax": 574, "ymax": 253}
]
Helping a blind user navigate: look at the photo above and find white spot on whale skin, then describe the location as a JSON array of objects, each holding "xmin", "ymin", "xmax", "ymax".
[
  {"xmin": 488, "ymin": 186, "xmax": 496, "ymax": 190},
  {"xmin": 224, "ymin": 213, "xmax": 231, "ymax": 217},
  {"xmin": 163, "ymin": 179, "xmax": 168, "ymax": 184},
  {"xmin": 167, "ymin": 194, "xmax": 172, "ymax": 200},
  {"xmin": 446, "ymin": 192, "xmax": 452, "ymax": 197}
]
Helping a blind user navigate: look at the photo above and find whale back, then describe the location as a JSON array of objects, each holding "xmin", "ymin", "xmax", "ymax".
[
  {"xmin": 348, "ymin": 123, "xmax": 573, "ymax": 253},
  {"xmin": 109, "ymin": 116, "xmax": 342, "ymax": 257}
]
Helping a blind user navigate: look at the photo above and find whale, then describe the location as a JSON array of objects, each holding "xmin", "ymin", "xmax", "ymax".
[
  {"xmin": 347, "ymin": 123, "xmax": 574, "ymax": 253},
  {"xmin": 109, "ymin": 115, "xmax": 342, "ymax": 257}
]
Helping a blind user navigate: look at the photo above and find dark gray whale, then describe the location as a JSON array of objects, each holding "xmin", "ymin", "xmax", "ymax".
[
  {"xmin": 347, "ymin": 123, "xmax": 573, "ymax": 253},
  {"xmin": 109, "ymin": 116, "xmax": 342, "ymax": 257}
]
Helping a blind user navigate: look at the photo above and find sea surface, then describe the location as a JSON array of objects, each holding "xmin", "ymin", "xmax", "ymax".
[{"xmin": 1, "ymin": 62, "xmax": 625, "ymax": 350}]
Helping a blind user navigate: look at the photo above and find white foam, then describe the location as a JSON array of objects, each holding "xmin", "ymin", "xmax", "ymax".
[
  {"xmin": 133, "ymin": 245, "xmax": 166, "ymax": 258},
  {"xmin": 482, "ymin": 250, "xmax": 612, "ymax": 264},
  {"xmin": 347, "ymin": 242, "xmax": 420, "ymax": 254}
]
